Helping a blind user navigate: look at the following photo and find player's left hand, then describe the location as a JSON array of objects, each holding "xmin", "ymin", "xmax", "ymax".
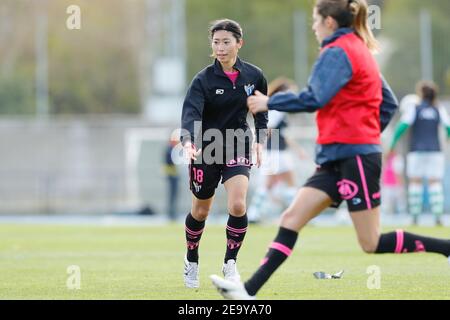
[
  {"xmin": 247, "ymin": 90, "xmax": 269, "ymax": 114},
  {"xmin": 254, "ymin": 142, "xmax": 263, "ymax": 168}
]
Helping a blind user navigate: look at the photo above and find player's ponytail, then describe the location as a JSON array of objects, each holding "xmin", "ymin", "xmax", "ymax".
[
  {"xmin": 315, "ymin": 0, "xmax": 379, "ymax": 53},
  {"xmin": 349, "ymin": 0, "xmax": 379, "ymax": 52},
  {"xmin": 267, "ymin": 77, "xmax": 298, "ymax": 97}
]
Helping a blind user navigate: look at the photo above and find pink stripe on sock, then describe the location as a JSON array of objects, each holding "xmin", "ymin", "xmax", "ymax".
[
  {"xmin": 260, "ymin": 257, "xmax": 268, "ymax": 266},
  {"xmin": 356, "ymin": 155, "xmax": 372, "ymax": 210},
  {"xmin": 395, "ymin": 229, "xmax": 404, "ymax": 254},
  {"xmin": 226, "ymin": 225, "xmax": 247, "ymax": 233},
  {"xmin": 414, "ymin": 240, "xmax": 426, "ymax": 252},
  {"xmin": 269, "ymin": 242, "xmax": 292, "ymax": 257},
  {"xmin": 185, "ymin": 226, "xmax": 204, "ymax": 236}
]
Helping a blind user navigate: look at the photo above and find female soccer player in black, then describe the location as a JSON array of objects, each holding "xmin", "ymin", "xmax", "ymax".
[
  {"xmin": 180, "ymin": 19, "xmax": 268, "ymax": 288},
  {"xmin": 211, "ymin": 0, "xmax": 450, "ymax": 299}
]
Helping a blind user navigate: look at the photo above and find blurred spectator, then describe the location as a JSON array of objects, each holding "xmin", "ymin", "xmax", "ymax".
[
  {"xmin": 381, "ymin": 151, "xmax": 406, "ymax": 215},
  {"xmin": 389, "ymin": 81, "xmax": 450, "ymax": 225},
  {"xmin": 163, "ymin": 137, "xmax": 180, "ymax": 221},
  {"xmin": 248, "ymin": 77, "xmax": 308, "ymax": 223}
]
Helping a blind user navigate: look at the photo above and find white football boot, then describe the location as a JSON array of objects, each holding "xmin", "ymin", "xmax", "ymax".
[
  {"xmin": 210, "ymin": 274, "xmax": 255, "ymax": 300},
  {"xmin": 184, "ymin": 255, "xmax": 199, "ymax": 288},
  {"xmin": 222, "ymin": 259, "xmax": 241, "ymax": 283}
]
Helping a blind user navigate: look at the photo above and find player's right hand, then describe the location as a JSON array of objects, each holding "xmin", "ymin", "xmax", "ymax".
[
  {"xmin": 247, "ymin": 90, "xmax": 269, "ymax": 114},
  {"xmin": 183, "ymin": 142, "xmax": 202, "ymax": 161}
]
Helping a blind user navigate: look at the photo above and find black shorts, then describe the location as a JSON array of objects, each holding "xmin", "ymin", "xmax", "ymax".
[
  {"xmin": 189, "ymin": 156, "xmax": 251, "ymax": 200},
  {"xmin": 304, "ymin": 153, "xmax": 381, "ymax": 212}
]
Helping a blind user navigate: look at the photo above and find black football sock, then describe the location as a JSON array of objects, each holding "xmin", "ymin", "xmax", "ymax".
[
  {"xmin": 375, "ymin": 229, "xmax": 450, "ymax": 257},
  {"xmin": 244, "ymin": 227, "xmax": 298, "ymax": 296},
  {"xmin": 185, "ymin": 213, "xmax": 205, "ymax": 263},
  {"xmin": 224, "ymin": 213, "xmax": 248, "ymax": 263}
]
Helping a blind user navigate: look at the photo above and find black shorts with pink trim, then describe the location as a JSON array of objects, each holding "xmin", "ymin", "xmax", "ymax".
[
  {"xmin": 304, "ymin": 153, "xmax": 381, "ymax": 212},
  {"xmin": 189, "ymin": 156, "xmax": 251, "ymax": 200}
]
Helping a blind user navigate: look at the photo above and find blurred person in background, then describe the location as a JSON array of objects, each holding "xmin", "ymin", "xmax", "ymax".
[
  {"xmin": 163, "ymin": 136, "xmax": 180, "ymax": 221},
  {"xmin": 180, "ymin": 19, "xmax": 268, "ymax": 288},
  {"xmin": 211, "ymin": 0, "xmax": 450, "ymax": 300},
  {"xmin": 381, "ymin": 150, "xmax": 406, "ymax": 216},
  {"xmin": 248, "ymin": 77, "xmax": 308, "ymax": 224},
  {"xmin": 389, "ymin": 81, "xmax": 450, "ymax": 226}
]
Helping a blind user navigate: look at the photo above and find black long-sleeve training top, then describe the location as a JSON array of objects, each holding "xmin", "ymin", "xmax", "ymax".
[{"xmin": 181, "ymin": 57, "xmax": 268, "ymax": 149}]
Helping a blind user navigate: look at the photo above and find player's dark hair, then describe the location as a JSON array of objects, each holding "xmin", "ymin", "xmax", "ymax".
[
  {"xmin": 209, "ymin": 19, "xmax": 243, "ymax": 41},
  {"xmin": 416, "ymin": 80, "xmax": 439, "ymax": 106},
  {"xmin": 268, "ymin": 77, "xmax": 298, "ymax": 97}
]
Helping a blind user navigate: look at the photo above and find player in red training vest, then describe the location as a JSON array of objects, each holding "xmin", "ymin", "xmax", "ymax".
[{"xmin": 211, "ymin": 0, "xmax": 450, "ymax": 300}]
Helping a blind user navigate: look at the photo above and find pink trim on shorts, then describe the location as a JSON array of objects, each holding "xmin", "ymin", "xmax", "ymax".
[
  {"xmin": 356, "ymin": 155, "xmax": 372, "ymax": 210},
  {"xmin": 395, "ymin": 229, "xmax": 404, "ymax": 254}
]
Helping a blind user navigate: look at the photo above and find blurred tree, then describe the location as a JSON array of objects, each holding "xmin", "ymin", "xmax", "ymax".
[
  {"xmin": 185, "ymin": 0, "xmax": 314, "ymax": 85},
  {"xmin": 446, "ymin": 69, "xmax": 450, "ymax": 90},
  {"xmin": 0, "ymin": 0, "xmax": 145, "ymax": 115},
  {"xmin": 47, "ymin": 0, "xmax": 143, "ymax": 114},
  {"xmin": 382, "ymin": 0, "xmax": 450, "ymax": 97},
  {"xmin": 0, "ymin": 0, "xmax": 448, "ymax": 115},
  {"xmin": 0, "ymin": 0, "xmax": 35, "ymax": 114}
]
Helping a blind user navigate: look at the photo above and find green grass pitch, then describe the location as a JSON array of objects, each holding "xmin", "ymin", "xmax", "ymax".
[{"xmin": 0, "ymin": 223, "xmax": 448, "ymax": 299}]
